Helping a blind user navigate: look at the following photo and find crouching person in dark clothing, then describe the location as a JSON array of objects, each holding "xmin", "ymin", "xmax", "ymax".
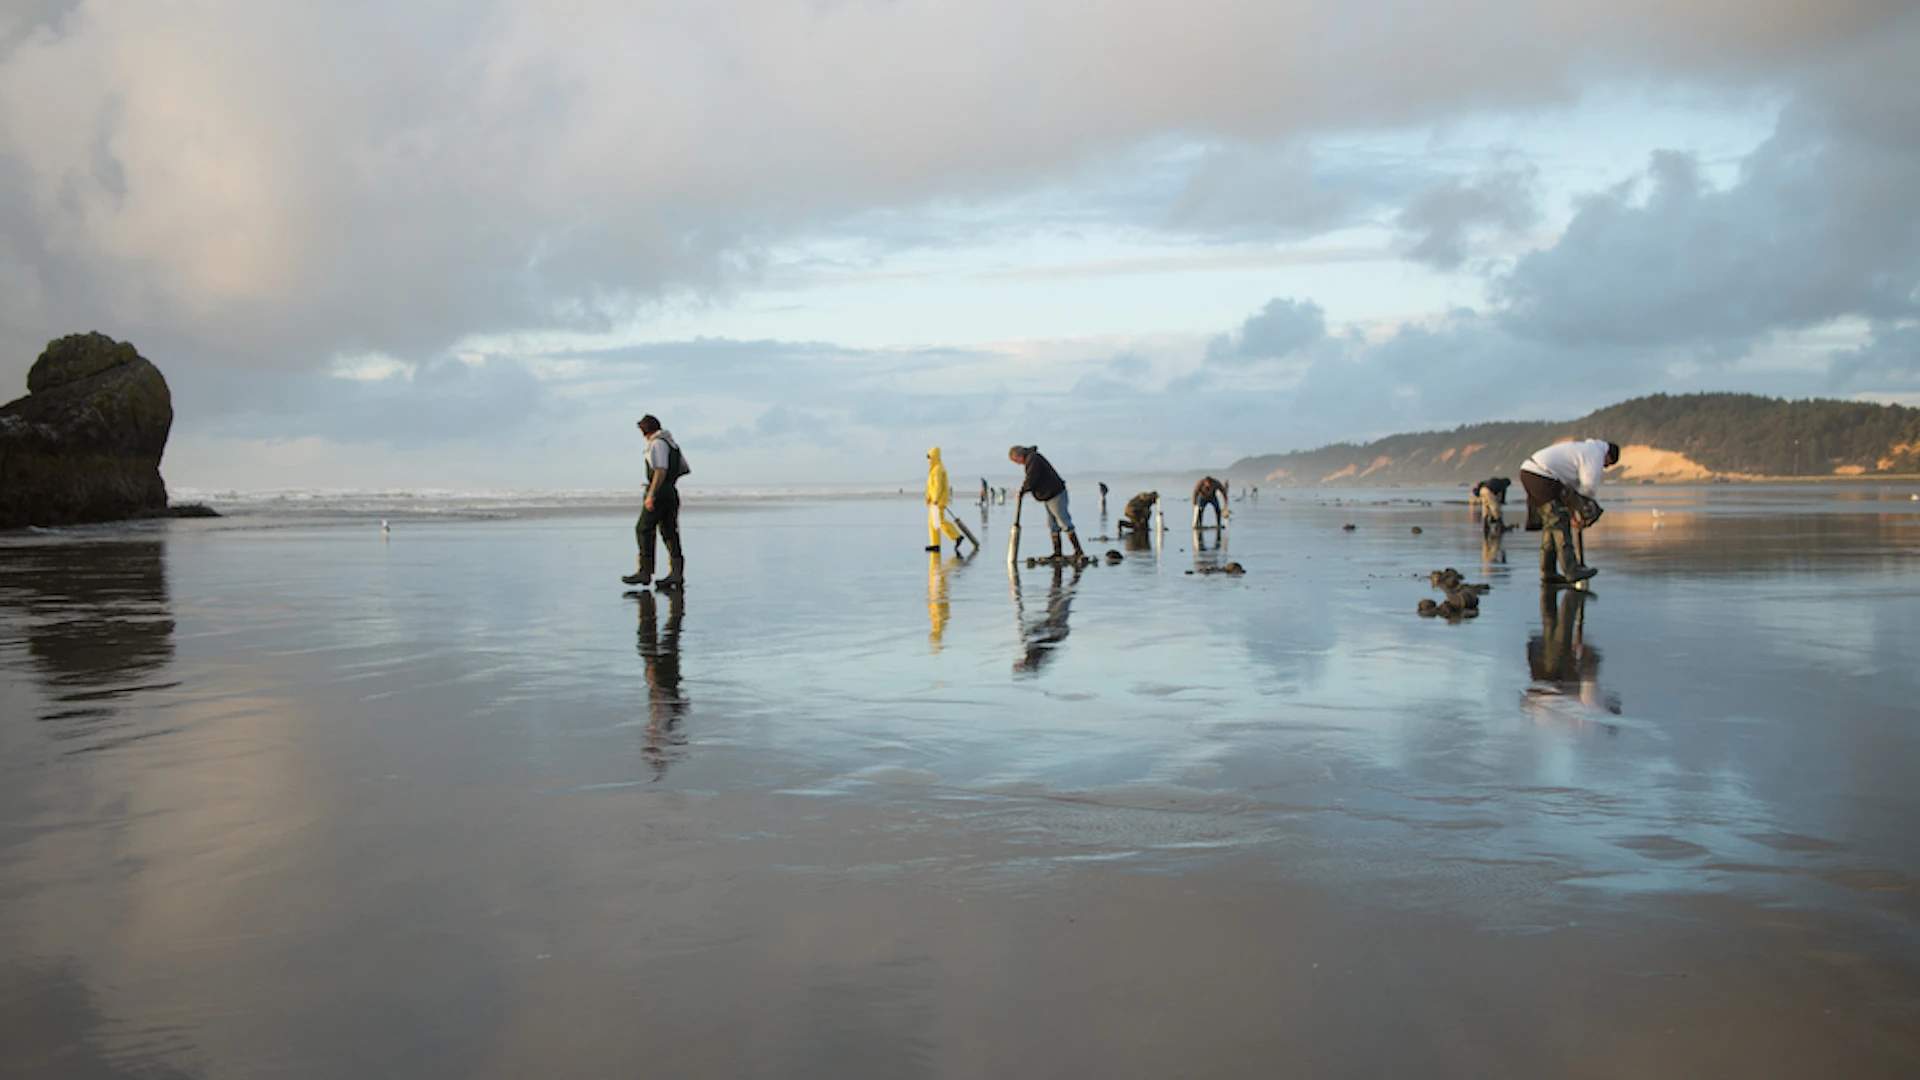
[{"xmin": 1009, "ymin": 445, "xmax": 1085, "ymax": 560}]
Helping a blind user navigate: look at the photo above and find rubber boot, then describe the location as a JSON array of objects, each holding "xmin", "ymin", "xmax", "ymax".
[
  {"xmin": 622, "ymin": 555, "xmax": 651, "ymax": 587},
  {"xmin": 657, "ymin": 553, "xmax": 685, "ymax": 590},
  {"xmin": 1555, "ymin": 525, "xmax": 1596, "ymax": 583},
  {"xmin": 1066, "ymin": 530, "xmax": 1085, "ymax": 558},
  {"xmin": 1051, "ymin": 534, "xmax": 1064, "ymax": 559},
  {"xmin": 1539, "ymin": 535, "xmax": 1564, "ymax": 585}
]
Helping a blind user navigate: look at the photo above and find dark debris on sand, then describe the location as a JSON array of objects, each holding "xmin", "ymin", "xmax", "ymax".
[
  {"xmin": 1186, "ymin": 562, "xmax": 1246, "ymax": 577},
  {"xmin": 1417, "ymin": 567, "xmax": 1489, "ymax": 621},
  {"xmin": 1025, "ymin": 554, "xmax": 1098, "ymax": 569}
]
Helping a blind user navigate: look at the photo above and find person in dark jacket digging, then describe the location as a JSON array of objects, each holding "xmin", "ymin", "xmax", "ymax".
[{"xmin": 1008, "ymin": 445, "xmax": 1086, "ymax": 560}]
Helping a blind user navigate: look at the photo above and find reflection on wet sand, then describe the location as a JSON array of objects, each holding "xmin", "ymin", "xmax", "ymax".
[
  {"xmin": 0, "ymin": 956, "xmax": 197, "ymax": 1080},
  {"xmin": 1481, "ymin": 526, "xmax": 1506, "ymax": 566},
  {"xmin": 925, "ymin": 549, "xmax": 975, "ymax": 651},
  {"xmin": 635, "ymin": 588, "xmax": 688, "ymax": 778},
  {"xmin": 1013, "ymin": 562, "xmax": 1080, "ymax": 675},
  {"xmin": 0, "ymin": 540, "xmax": 176, "ymax": 753},
  {"xmin": 1524, "ymin": 586, "xmax": 1621, "ymax": 729},
  {"xmin": 1, "ymin": 492, "xmax": 1917, "ymax": 1076}
]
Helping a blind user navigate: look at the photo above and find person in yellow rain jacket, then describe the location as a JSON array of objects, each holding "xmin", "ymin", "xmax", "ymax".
[{"xmin": 926, "ymin": 447, "xmax": 966, "ymax": 553}]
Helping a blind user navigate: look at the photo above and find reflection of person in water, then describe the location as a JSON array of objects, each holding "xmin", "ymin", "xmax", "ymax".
[
  {"xmin": 0, "ymin": 540, "xmax": 175, "ymax": 748},
  {"xmin": 927, "ymin": 546, "xmax": 975, "ymax": 651},
  {"xmin": 1013, "ymin": 562, "xmax": 1080, "ymax": 675},
  {"xmin": 1481, "ymin": 525, "xmax": 1507, "ymax": 566},
  {"xmin": 1524, "ymin": 587, "xmax": 1620, "ymax": 726},
  {"xmin": 635, "ymin": 588, "xmax": 689, "ymax": 778}
]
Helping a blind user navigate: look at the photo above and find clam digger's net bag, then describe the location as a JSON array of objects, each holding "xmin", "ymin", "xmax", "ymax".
[{"xmin": 1524, "ymin": 490, "xmax": 1603, "ymax": 531}]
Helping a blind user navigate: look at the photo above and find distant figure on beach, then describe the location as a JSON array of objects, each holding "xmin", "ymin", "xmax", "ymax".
[
  {"xmin": 1474, "ymin": 476, "xmax": 1512, "ymax": 536},
  {"xmin": 925, "ymin": 447, "xmax": 967, "ymax": 554},
  {"xmin": 1520, "ymin": 440, "xmax": 1617, "ymax": 585},
  {"xmin": 1098, "ymin": 481, "xmax": 1109, "ymax": 516},
  {"xmin": 980, "ymin": 477, "xmax": 990, "ymax": 505},
  {"xmin": 1192, "ymin": 476, "xmax": 1227, "ymax": 528},
  {"xmin": 1009, "ymin": 445, "xmax": 1086, "ymax": 560},
  {"xmin": 622, "ymin": 415, "xmax": 687, "ymax": 588}
]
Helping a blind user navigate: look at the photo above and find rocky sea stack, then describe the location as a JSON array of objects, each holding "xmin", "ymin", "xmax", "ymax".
[{"xmin": 0, "ymin": 333, "xmax": 174, "ymax": 528}]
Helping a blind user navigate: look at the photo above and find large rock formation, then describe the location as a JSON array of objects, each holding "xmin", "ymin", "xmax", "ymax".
[{"xmin": 0, "ymin": 333, "xmax": 174, "ymax": 528}]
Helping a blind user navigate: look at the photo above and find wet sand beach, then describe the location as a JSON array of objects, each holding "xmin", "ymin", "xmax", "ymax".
[{"xmin": 3, "ymin": 485, "xmax": 1919, "ymax": 1077}]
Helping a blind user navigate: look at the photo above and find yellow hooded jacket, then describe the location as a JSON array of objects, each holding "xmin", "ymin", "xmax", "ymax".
[{"xmin": 925, "ymin": 447, "xmax": 951, "ymax": 508}]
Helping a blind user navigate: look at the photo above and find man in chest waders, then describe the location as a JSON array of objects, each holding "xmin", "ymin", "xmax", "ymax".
[
  {"xmin": 1520, "ymin": 439, "xmax": 1615, "ymax": 586},
  {"xmin": 622, "ymin": 415, "xmax": 687, "ymax": 588}
]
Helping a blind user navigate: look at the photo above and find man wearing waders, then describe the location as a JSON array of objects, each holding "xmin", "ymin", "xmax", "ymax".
[
  {"xmin": 622, "ymin": 415, "xmax": 687, "ymax": 588},
  {"xmin": 1520, "ymin": 440, "xmax": 1616, "ymax": 585},
  {"xmin": 925, "ymin": 447, "xmax": 966, "ymax": 553},
  {"xmin": 1009, "ymin": 445, "xmax": 1086, "ymax": 560},
  {"xmin": 1192, "ymin": 475, "xmax": 1228, "ymax": 528}
]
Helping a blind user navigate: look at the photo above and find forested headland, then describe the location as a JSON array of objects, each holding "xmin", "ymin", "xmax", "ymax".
[{"xmin": 1226, "ymin": 393, "xmax": 1920, "ymax": 487}]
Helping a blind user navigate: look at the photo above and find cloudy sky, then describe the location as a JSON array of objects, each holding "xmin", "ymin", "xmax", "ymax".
[{"xmin": 2, "ymin": 0, "xmax": 1916, "ymax": 489}]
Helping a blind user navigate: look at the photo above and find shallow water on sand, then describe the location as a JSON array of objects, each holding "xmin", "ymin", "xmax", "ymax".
[{"xmin": 3, "ymin": 484, "xmax": 1919, "ymax": 1077}]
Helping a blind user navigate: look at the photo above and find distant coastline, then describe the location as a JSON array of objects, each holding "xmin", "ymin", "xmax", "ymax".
[{"xmin": 1225, "ymin": 393, "xmax": 1920, "ymax": 488}]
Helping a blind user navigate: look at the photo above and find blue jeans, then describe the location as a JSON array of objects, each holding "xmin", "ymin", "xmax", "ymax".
[{"xmin": 1039, "ymin": 490, "xmax": 1074, "ymax": 536}]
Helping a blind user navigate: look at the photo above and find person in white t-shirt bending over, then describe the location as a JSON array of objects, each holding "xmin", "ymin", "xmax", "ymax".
[{"xmin": 1519, "ymin": 439, "xmax": 1619, "ymax": 585}]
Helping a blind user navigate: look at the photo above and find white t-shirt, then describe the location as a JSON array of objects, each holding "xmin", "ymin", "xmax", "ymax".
[
  {"xmin": 1521, "ymin": 439, "xmax": 1610, "ymax": 496},
  {"xmin": 647, "ymin": 431, "xmax": 677, "ymax": 474}
]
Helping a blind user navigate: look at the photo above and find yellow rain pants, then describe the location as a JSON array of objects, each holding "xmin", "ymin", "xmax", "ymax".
[{"xmin": 926, "ymin": 447, "xmax": 962, "ymax": 547}]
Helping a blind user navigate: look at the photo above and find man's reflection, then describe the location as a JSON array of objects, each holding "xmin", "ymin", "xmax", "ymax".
[
  {"xmin": 0, "ymin": 539, "xmax": 176, "ymax": 748},
  {"xmin": 1524, "ymin": 587, "xmax": 1621, "ymax": 727},
  {"xmin": 634, "ymin": 588, "xmax": 688, "ymax": 778},
  {"xmin": 1013, "ymin": 562, "xmax": 1081, "ymax": 676}
]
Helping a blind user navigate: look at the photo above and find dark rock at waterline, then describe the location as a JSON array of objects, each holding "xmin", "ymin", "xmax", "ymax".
[
  {"xmin": 1105, "ymin": 550, "xmax": 1123, "ymax": 563},
  {"xmin": 1410, "ymin": 526, "xmax": 1423, "ymax": 534},
  {"xmin": 132, "ymin": 502, "xmax": 221, "ymax": 519},
  {"xmin": 1342, "ymin": 523, "xmax": 1356, "ymax": 531},
  {"xmin": 1, "ymin": 333, "xmax": 174, "ymax": 528}
]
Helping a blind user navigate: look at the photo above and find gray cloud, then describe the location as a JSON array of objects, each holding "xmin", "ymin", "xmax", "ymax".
[
  {"xmin": 172, "ymin": 356, "xmax": 553, "ymax": 447},
  {"xmin": 1828, "ymin": 322, "xmax": 1920, "ymax": 390},
  {"xmin": 1, "ymin": 0, "xmax": 1908, "ymax": 391},
  {"xmin": 1496, "ymin": 46, "xmax": 1920, "ymax": 354},
  {"xmin": 1395, "ymin": 164, "xmax": 1538, "ymax": 269},
  {"xmin": 1207, "ymin": 298, "xmax": 1327, "ymax": 364}
]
